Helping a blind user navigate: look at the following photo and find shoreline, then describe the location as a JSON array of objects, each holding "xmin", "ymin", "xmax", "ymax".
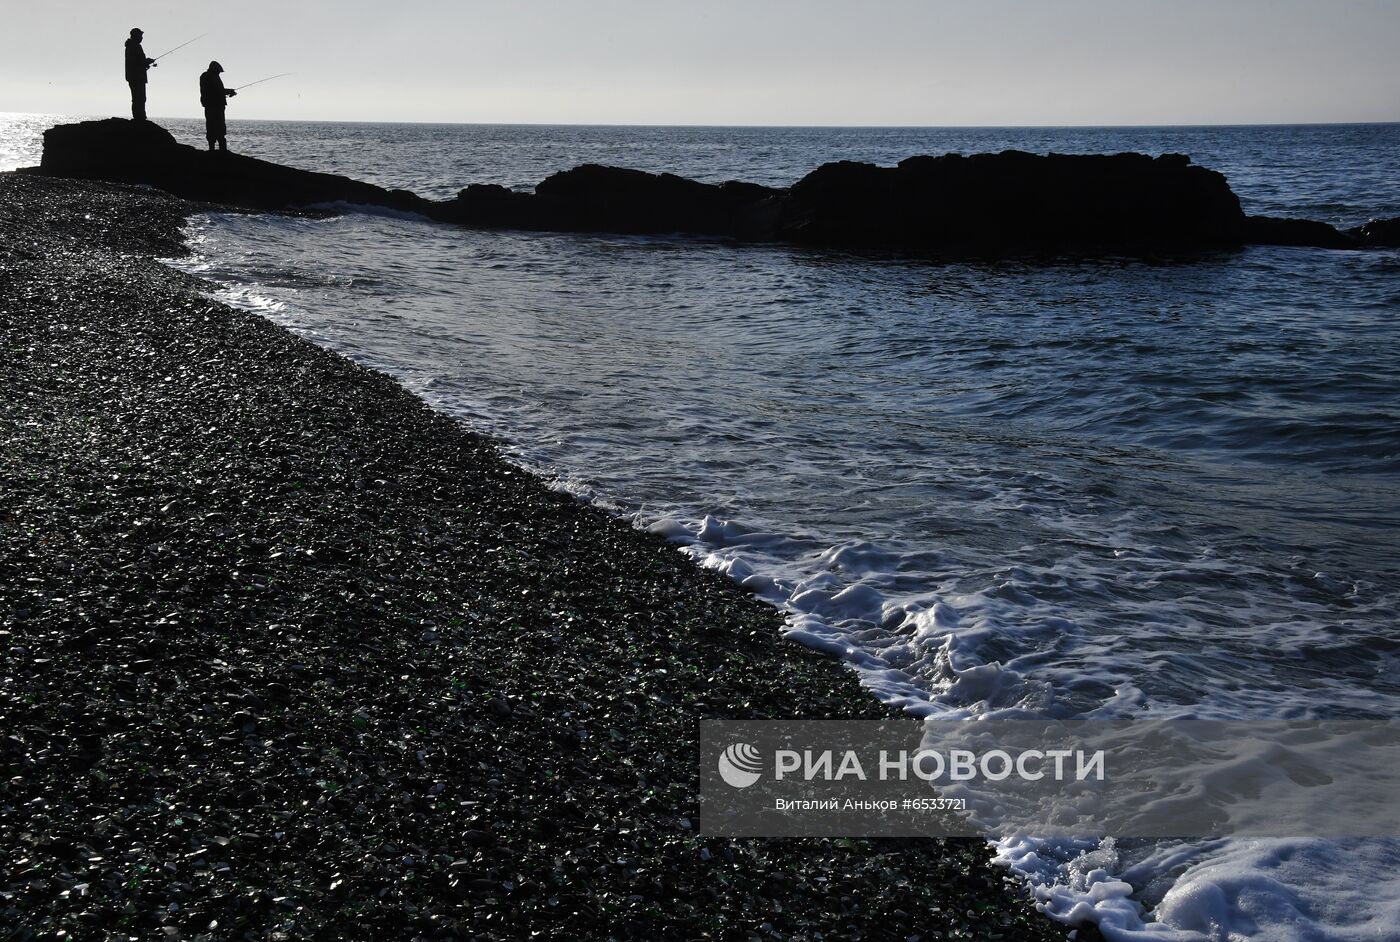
[{"xmin": 0, "ymin": 173, "xmax": 1088, "ymax": 939}]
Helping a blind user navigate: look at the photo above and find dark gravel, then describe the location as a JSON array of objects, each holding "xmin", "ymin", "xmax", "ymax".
[{"xmin": 0, "ymin": 173, "xmax": 1088, "ymax": 941}]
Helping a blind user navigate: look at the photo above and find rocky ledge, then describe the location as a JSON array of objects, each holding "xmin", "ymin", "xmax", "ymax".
[{"xmin": 31, "ymin": 118, "xmax": 1400, "ymax": 254}]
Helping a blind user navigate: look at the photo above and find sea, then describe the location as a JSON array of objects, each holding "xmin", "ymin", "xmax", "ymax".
[{"xmin": 4, "ymin": 113, "xmax": 1399, "ymax": 941}]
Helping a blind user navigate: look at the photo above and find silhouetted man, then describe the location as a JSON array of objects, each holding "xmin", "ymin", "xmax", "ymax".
[
  {"xmin": 199, "ymin": 62, "xmax": 237, "ymax": 152},
  {"xmin": 124, "ymin": 28, "xmax": 156, "ymax": 121}
]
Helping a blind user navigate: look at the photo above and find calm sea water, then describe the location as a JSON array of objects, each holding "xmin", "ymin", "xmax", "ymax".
[{"xmin": 5, "ymin": 113, "xmax": 1400, "ymax": 940}]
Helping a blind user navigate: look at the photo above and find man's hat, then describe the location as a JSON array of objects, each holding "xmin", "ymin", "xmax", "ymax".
[{"xmin": 208, "ymin": 61, "xmax": 224, "ymax": 73}]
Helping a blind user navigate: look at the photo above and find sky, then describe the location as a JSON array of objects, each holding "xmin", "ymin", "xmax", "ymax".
[{"xmin": 2, "ymin": 0, "xmax": 1398, "ymax": 126}]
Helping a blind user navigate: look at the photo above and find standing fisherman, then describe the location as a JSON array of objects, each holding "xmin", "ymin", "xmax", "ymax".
[
  {"xmin": 124, "ymin": 28, "xmax": 156, "ymax": 121},
  {"xmin": 199, "ymin": 62, "xmax": 237, "ymax": 152}
]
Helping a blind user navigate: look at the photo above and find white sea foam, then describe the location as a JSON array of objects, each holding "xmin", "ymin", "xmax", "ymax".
[{"xmin": 1001, "ymin": 836, "xmax": 1400, "ymax": 942}]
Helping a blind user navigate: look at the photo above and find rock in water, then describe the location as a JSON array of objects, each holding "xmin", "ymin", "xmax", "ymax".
[
  {"xmin": 38, "ymin": 118, "xmax": 429, "ymax": 215},
  {"xmin": 37, "ymin": 120, "xmax": 1387, "ymax": 255},
  {"xmin": 1245, "ymin": 215, "xmax": 1360, "ymax": 248},
  {"xmin": 773, "ymin": 151, "xmax": 1248, "ymax": 250},
  {"xmin": 443, "ymin": 164, "xmax": 782, "ymax": 237},
  {"xmin": 1351, "ymin": 216, "xmax": 1400, "ymax": 247}
]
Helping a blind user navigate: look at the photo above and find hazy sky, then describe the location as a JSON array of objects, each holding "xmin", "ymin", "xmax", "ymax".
[{"xmin": 3, "ymin": 0, "xmax": 1397, "ymax": 125}]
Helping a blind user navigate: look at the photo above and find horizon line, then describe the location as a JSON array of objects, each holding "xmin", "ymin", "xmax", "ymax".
[{"xmin": 6, "ymin": 111, "xmax": 1400, "ymax": 131}]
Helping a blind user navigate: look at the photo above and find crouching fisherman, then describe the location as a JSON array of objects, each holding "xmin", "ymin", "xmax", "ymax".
[{"xmin": 199, "ymin": 61, "xmax": 237, "ymax": 151}]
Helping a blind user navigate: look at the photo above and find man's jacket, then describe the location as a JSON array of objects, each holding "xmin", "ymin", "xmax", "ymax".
[
  {"xmin": 200, "ymin": 71, "xmax": 229, "ymax": 110},
  {"xmin": 124, "ymin": 39, "xmax": 149, "ymax": 84}
]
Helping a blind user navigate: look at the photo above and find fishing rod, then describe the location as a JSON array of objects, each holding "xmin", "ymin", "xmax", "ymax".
[
  {"xmin": 232, "ymin": 72, "xmax": 295, "ymax": 91},
  {"xmin": 150, "ymin": 33, "xmax": 208, "ymax": 63}
]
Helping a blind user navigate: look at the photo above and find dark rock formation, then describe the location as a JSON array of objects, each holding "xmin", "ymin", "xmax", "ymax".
[
  {"xmin": 438, "ymin": 183, "xmax": 541, "ymax": 229},
  {"xmin": 441, "ymin": 165, "xmax": 781, "ymax": 237},
  {"xmin": 446, "ymin": 157, "xmax": 1247, "ymax": 249},
  {"xmin": 31, "ymin": 118, "xmax": 1392, "ymax": 256},
  {"xmin": 1242, "ymin": 214, "xmax": 1400, "ymax": 249},
  {"xmin": 39, "ymin": 118, "xmax": 430, "ymax": 215},
  {"xmin": 1350, "ymin": 216, "xmax": 1400, "ymax": 247},
  {"xmin": 1245, "ymin": 215, "xmax": 1361, "ymax": 249},
  {"xmin": 38, "ymin": 121, "xmax": 783, "ymax": 238},
  {"xmin": 774, "ymin": 152, "xmax": 1247, "ymax": 250}
]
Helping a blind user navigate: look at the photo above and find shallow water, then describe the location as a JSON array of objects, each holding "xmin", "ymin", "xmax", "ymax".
[{"xmin": 6, "ymin": 112, "xmax": 1400, "ymax": 939}]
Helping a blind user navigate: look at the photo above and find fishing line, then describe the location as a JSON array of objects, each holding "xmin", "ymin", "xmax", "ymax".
[
  {"xmin": 232, "ymin": 72, "xmax": 295, "ymax": 91},
  {"xmin": 150, "ymin": 33, "xmax": 208, "ymax": 62}
]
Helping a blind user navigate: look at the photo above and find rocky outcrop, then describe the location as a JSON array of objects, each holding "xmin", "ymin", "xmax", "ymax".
[
  {"xmin": 30, "ymin": 118, "xmax": 1395, "ymax": 256},
  {"xmin": 444, "ymin": 156, "xmax": 1247, "ymax": 249},
  {"xmin": 38, "ymin": 118, "xmax": 430, "ymax": 215},
  {"xmin": 36, "ymin": 120, "xmax": 781, "ymax": 238},
  {"xmin": 1240, "ymin": 214, "xmax": 1400, "ymax": 249},
  {"xmin": 1245, "ymin": 215, "xmax": 1360, "ymax": 249},
  {"xmin": 1350, "ymin": 216, "xmax": 1400, "ymax": 247},
  {"xmin": 441, "ymin": 165, "xmax": 781, "ymax": 237},
  {"xmin": 773, "ymin": 152, "xmax": 1247, "ymax": 250}
]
